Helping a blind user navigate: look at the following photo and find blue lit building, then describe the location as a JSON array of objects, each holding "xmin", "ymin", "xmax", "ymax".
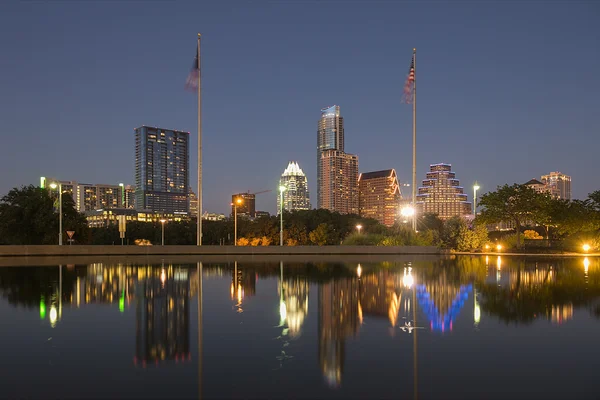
[{"xmin": 135, "ymin": 126, "xmax": 189, "ymax": 214}]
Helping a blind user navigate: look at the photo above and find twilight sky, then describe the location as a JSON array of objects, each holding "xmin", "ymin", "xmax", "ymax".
[{"xmin": 0, "ymin": 1, "xmax": 598, "ymax": 215}]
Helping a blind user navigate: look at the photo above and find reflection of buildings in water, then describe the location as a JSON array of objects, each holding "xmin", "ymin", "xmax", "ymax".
[
  {"xmin": 318, "ymin": 278, "xmax": 360, "ymax": 388},
  {"xmin": 416, "ymin": 271, "xmax": 472, "ymax": 332},
  {"xmin": 549, "ymin": 304, "xmax": 573, "ymax": 325},
  {"xmin": 509, "ymin": 266, "xmax": 555, "ymax": 290},
  {"xmin": 280, "ymin": 277, "xmax": 309, "ymax": 339},
  {"xmin": 135, "ymin": 267, "xmax": 191, "ymax": 366},
  {"xmin": 357, "ymin": 269, "xmax": 401, "ymax": 328},
  {"xmin": 231, "ymin": 266, "xmax": 256, "ymax": 305}
]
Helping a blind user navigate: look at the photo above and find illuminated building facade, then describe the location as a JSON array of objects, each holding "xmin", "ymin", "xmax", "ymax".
[
  {"xmin": 231, "ymin": 193, "xmax": 256, "ymax": 218},
  {"xmin": 358, "ymin": 169, "xmax": 402, "ymax": 226},
  {"xmin": 278, "ymin": 161, "xmax": 311, "ymax": 212},
  {"xmin": 189, "ymin": 187, "xmax": 198, "ymax": 217},
  {"xmin": 415, "ymin": 163, "xmax": 472, "ymax": 220},
  {"xmin": 541, "ymin": 171, "xmax": 571, "ymax": 200},
  {"xmin": 135, "ymin": 126, "xmax": 189, "ymax": 215},
  {"xmin": 317, "ymin": 105, "xmax": 344, "ymax": 209},
  {"xmin": 41, "ymin": 177, "xmax": 125, "ymax": 212},
  {"xmin": 319, "ymin": 150, "xmax": 359, "ymax": 215},
  {"xmin": 524, "ymin": 178, "xmax": 550, "ymax": 194},
  {"xmin": 124, "ymin": 185, "xmax": 136, "ymax": 209},
  {"xmin": 85, "ymin": 208, "xmax": 188, "ymax": 227}
]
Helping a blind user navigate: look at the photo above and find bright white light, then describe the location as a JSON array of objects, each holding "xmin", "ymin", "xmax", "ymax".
[
  {"xmin": 49, "ymin": 183, "xmax": 58, "ymax": 189},
  {"xmin": 279, "ymin": 301, "xmax": 287, "ymax": 322},
  {"xmin": 160, "ymin": 269, "xmax": 166, "ymax": 284},
  {"xmin": 584, "ymin": 257, "xmax": 590, "ymax": 272},
  {"xmin": 357, "ymin": 264, "xmax": 362, "ymax": 278},
  {"xmin": 474, "ymin": 185, "xmax": 480, "ymax": 191},
  {"xmin": 279, "ymin": 185, "xmax": 286, "ymax": 193},
  {"xmin": 583, "ymin": 244, "xmax": 591, "ymax": 252},
  {"xmin": 49, "ymin": 306, "xmax": 58, "ymax": 327},
  {"xmin": 400, "ymin": 206, "xmax": 415, "ymax": 218},
  {"xmin": 402, "ymin": 267, "xmax": 414, "ymax": 289},
  {"xmin": 474, "ymin": 304, "xmax": 481, "ymax": 324}
]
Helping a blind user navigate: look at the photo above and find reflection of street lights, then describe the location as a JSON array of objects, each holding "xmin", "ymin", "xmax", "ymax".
[
  {"xmin": 233, "ymin": 198, "xmax": 242, "ymax": 246},
  {"xmin": 356, "ymin": 224, "xmax": 362, "ymax": 234},
  {"xmin": 49, "ymin": 182, "xmax": 63, "ymax": 245},
  {"xmin": 402, "ymin": 267, "xmax": 414, "ymax": 289},
  {"xmin": 357, "ymin": 264, "xmax": 362, "ymax": 278},
  {"xmin": 279, "ymin": 185, "xmax": 286, "ymax": 246},
  {"xmin": 160, "ymin": 219, "xmax": 167, "ymax": 246},
  {"xmin": 473, "ymin": 182, "xmax": 480, "ymax": 217}
]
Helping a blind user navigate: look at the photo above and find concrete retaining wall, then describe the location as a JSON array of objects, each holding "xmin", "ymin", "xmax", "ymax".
[{"xmin": 0, "ymin": 245, "xmax": 444, "ymax": 257}]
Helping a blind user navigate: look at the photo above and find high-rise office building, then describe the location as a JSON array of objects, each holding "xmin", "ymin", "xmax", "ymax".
[
  {"xmin": 189, "ymin": 187, "xmax": 198, "ymax": 217},
  {"xmin": 319, "ymin": 150, "xmax": 359, "ymax": 215},
  {"xmin": 318, "ymin": 106, "xmax": 348, "ymax": 209},
  {"xmin": 541, "ymin": 171, "xmax": 571, "ymax": 200},
  {"xmin": 135, "ymin": 126, "xmax": 189, "ymax": 214},
  {"xmin": 124, "ymin": 185, "xmax": 136, "ymax": 209},
  {"xmin": 358, "ymin": 169, "xmax": 402, "ymax": 226},
  {"xmin": 231, "ymin": 193, "xmax": 256, "ymax": 218},
  {"xmin": 278, "ymin": 161, "xmax": 311, "ymax": 213},
  {"xmin": 41, "ymin": 177, "xmax": 125, "ymax": 212},
  {"xmin": 416, "ymin": 163, "xmax": 471, "ymax": 220}
]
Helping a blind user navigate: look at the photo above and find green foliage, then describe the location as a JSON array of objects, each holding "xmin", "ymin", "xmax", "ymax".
[
  {"xmin": 456, "ymin": 223, "xmax": 489, "ymax": 252},
  {"xmin": 501, "ymin": 233, "xmax": 525, "ymax": 250},
  {"xmin": 342, "ymin": 233, "xmax": 384, "ymax": 246},
  {"xmin": 309, "ymin": 223, "xmax": 330, "ymax": 245},
  {"xmin": 0, "ymin": 185, "xmax": 88, "ymax": 245}
]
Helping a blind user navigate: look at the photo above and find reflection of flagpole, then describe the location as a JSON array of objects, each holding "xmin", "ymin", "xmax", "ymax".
[
  {"xmin": 197, "ymin": 262, "xmax": 203, "ymax": 400},
  {"xmin": 59, "ymin": 264, "xmax": 62, "ymax": 321},
  {"xmin": 413, "ymin": 277, "xmax": 418, "ymax": 400}
]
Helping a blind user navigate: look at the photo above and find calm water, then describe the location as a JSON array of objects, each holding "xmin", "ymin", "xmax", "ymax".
[{"xmin": 1, "ymin": 256, "xmax": 600, "ymax": 400}]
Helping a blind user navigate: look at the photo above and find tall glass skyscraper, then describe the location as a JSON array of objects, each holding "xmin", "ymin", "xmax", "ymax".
[
  {"xmin": 317, "ymin": 106, "xmax": 344, "ymax": 209},
  {"xmin": 135, "ymin": 126, "xmax": 189, "ymax": 214},
  {"xmin": 278, "ymin": 161, "xmax": 311, "ymax": 212},
  {"xmin": 317, "ymin": 106, "xmax": 359, "ymax": 214}
]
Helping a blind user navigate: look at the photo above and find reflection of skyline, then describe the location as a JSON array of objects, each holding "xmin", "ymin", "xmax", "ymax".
[
  {"xmin": 318, "ymin": 278, "xmax": 360, "ymax": 388},
  {"xmin": 135, "ymin": 266, "xmax": 191, "ymax": 367}
]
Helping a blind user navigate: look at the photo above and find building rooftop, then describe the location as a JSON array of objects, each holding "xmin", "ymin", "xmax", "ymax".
[
  {"xmin": 359, "ymin": 169, "xmax": 394, "ymax": 180},
  {"xmin": 525, "ymin": 178, "xmax": 544, "ymax": 186}
]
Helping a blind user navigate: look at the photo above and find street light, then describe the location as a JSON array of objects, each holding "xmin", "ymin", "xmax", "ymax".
[
  {"xmin": 356, "ymin": 224, "xmax": 363, "ymax": 234},
  {"xmin": 279, "ymin": 185, "xmax": 286, "ymax": 246},
  {"xmin": 400, "ymin": 205, "xmax": 415, "ymax": 225},
  {"xmin": 160, "ymin": 219, "xmax": 166, "ymax": 246},
  {"xmin": 233, "ymin": 197, "xmax": 242, "ymax": 246},
  {"xmin": 473, "ymin": 182, "xmax": 480, "ymax": 217},
  {"xmin": 583, "ymin": 243, "xmax": 591, "ymax": 253},
  {"xmin": 49, "ymin": 182, "xmax": 63, "ymax": 245}
]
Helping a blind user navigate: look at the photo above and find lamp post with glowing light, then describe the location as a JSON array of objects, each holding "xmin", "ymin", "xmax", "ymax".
[
  {"xmin": 401, "ymin": 205, "xmax": 415, "ymax": 226},
  {"xmin": 160, "ymin": 219, "xmax": 167, "ymax": 246},
  {"xmin": 279, "ymin": 185, "xmax": 286, "ymax": 246},
  {"xmin": 233, "ymin": 197, "xmax": 242, "ymax": 246},
  {"xmin": 583, "ymin": 244, "xmax": 591, "ymax": 253},
  {"xmin": 49, "ymin": 182, "xmax": 63, "ymax": 245},
  {"xmin": 473, "ymin": 182, "xmax": 480, "ymax": 217},
  {"xmin": 356, "ymin": 224, "xmax": 362, "ymax": 234}
]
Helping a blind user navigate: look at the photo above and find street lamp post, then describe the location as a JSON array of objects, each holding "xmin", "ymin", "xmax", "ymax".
[
  {"xmin": 356, "ymin": 224, "xmax": 362, "ymax": 234},
  {"xmin": 160, "ymin": 219, "xmax": 166, "ymax": 246},
  {"xmin": 473, "ymin": 182, "xmax": 480, "ymax": 217},
  {"xmin": 279, "ymin": 185, "xmax": 286, "ymax": 246},
  {"xmin": 49, "ymin": 182, "xmax": 63, "ymax": 245},
  {"xmin": 233, "ymin": 198, "xmax": 242, "ymax": 246}
]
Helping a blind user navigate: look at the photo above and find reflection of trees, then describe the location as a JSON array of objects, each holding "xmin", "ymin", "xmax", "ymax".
[
  {"xmin": 478, "ymin": 258, "xmax": 600, "ymax": 324},
  {"xmin": 0, "ymin": 267, "xmax": 77, "ymax": 309}
]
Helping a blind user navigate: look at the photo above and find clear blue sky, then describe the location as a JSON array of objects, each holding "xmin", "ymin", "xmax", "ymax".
[{"xmin": 0, "ymin": 1, "xmax": 598, "ymax": 214}]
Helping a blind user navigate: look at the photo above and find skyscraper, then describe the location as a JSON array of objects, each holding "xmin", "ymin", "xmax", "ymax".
[
  {"xmin": 135, "ymin": 126, "xmax": 189, "ymax": 214},
  {"xmin": 317, "ymin": 106, "xmax": 359, "ymax": 214},
  {"xmin": 416, "ymin": 163, "xmax": 471, "ymax": 220},
  {"xmin": 231, "ymin": 193, "xmax": 256, "ymax": 218},
  {"xmin": 278, "ymin": 161, "xmax": 310, "ymax": 212},
  {"xmin": 320, "ymin": 150, "xmax": 359, "ymax": 215},
  {"xmin": 358, "ymin": 169, "xmax": 402, "ymax": 226},
  {"xmin": 541, "ymin": 171, "xmax": 571, "ymax": 200}
]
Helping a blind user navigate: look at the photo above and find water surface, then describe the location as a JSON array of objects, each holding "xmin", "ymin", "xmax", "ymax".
[{"xmin": 1, "ymin": 256, "xmax": 599, "ymax": 399}]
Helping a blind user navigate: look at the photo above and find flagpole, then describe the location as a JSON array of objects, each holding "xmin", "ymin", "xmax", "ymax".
[
  {"xmin": 411, "ymin": 48, "xmax": 417, "ymax": 232},
  {"xmin": 197, "ymin": 33, "xmax": 203, "ymax": 246}
]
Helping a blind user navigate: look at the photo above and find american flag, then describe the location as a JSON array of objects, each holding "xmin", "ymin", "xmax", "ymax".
[
  {"xmin": 402, "ymin": 53, "xmax": 415, "ymax": 104},
  {"xmin": 185, "ymin": 47, "xmax": 199, "ymax": 92}
]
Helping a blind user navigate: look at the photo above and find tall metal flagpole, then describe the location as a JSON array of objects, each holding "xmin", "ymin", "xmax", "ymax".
[
  {"xmin": 197, "ymin": 34, "xmax": 203, "ymax": 246},
  {"xmin": 411, "ymin": 48, "xmax": 417, "ymax": 232}
]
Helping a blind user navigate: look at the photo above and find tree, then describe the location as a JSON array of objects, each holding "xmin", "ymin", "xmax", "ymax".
[
  {"xmin": 477, "ymin": 184, "xmax": 548, "ymax": 248},
  {"xmin": 309, "ymin": 223, "xmax": 329, "ymax": 246},
  {"xmin": 0, "ymin": 185, "xmax": 88, "ymax": 245}
]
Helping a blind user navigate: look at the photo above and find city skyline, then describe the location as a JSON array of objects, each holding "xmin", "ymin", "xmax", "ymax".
[{"xmin": 1, "ymin": 2, "xmax": 598, "ymax": 215}]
